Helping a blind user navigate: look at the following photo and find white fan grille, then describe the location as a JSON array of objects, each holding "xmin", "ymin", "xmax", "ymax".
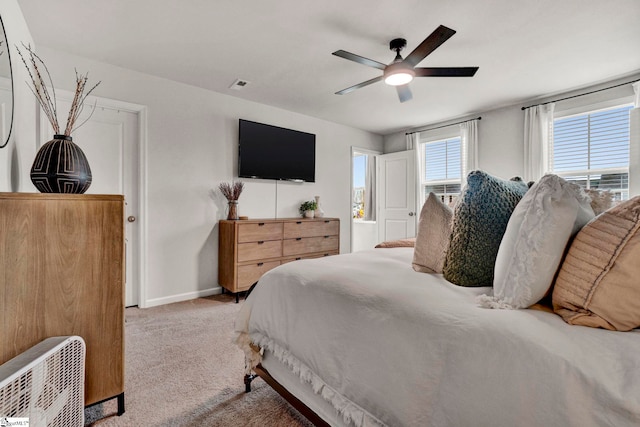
[{"xmin": 0, "ymin": 336, "xmax": 85, "ymax": 427}]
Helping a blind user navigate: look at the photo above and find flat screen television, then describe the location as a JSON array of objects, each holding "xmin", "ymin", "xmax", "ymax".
[{"xmin": 238, "ymin": 119, "xmax": 316, "ymax": 182}]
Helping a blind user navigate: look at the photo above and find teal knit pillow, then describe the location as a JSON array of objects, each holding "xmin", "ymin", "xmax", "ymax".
[{"xmin": 443, "ymin": 171, "xmax": 529, "ymax": 287}]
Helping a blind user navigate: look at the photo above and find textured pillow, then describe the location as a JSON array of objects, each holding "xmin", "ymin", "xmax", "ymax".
[
  {"xmin": 552, "ymin": 196, "xmax": 640, "ymax": 331},
  {"xmin": 584, "ymin": 188, "xmax": 614, "ymax": 215},
  {"xmin": 443, "ymin": 171, "xmax": 529, "ymax": 287},
  {"xmin": 412, "ymin": 192, "xmax": 453, "ymax": 273},
  {"xmin": 375, "ymin": 238, "xmax": 416, "ymax": 248},
  {"xmin": 478, "ymin": 174, "xmax": 594, "ymax": 309}
]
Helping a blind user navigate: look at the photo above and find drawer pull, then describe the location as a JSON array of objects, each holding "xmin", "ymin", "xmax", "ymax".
[
  {"xmin": 257, "ymin": 262, "xmax": 264, "ymax": 266},
  {"xmin": 324, "ymin": 235, "xmax": 330, "ymax": 238},
  {"xmin": 324, "ymin": 253, "xmax": 330, "ymax": 257},
  {"xmin": 257, "ymin": 241, "xmax": 264, "ymax": 244},
  {"xmin": 258, "ymin": 222, "xmax": 265, "ymax": 226},
  {"xmin": 296, "ymin": 237, "xmax": 302, "ymax": 241},
  {"xmin": 296, "ymin": 221, "xmax": 302, "ymax": 224},
  {"xmin": 324, "ymin": 220, "xmax": 330, "ymax": 223},
  {"xmin": 295, "ymin": 257, "xmax": 302, "ymax": 260}
]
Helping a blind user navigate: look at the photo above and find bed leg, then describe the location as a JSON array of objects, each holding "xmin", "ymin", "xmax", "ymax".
[{"xmin": 244, "ymin": 373, "xmax": 257, "ymax": 392}]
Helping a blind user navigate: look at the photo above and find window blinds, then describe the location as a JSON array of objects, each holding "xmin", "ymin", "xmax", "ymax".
[
  {"xmin": 422, "ymin": 137, "xmax": 462, "ymax": 201},
  {"xmin": 553, "ymin": 104, "xmax": 632, "ymax": 198},
  {"xmin": 424, "ymin": 137, "xmax": 461, "ymax": 181}
]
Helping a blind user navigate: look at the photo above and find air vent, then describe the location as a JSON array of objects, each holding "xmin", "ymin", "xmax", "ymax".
[{"xmin": 229, "ymin": 79, "xmax": 250, "ymax": 90}]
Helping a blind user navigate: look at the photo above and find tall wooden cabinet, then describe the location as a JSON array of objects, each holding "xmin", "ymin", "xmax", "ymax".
[
  {"xmin": 219, "ymin": 217, "xmax": 340, "ymax": 302},
  {"xmin": 0, "ymin": 193, "xmax": 125, "ymax": 413}
]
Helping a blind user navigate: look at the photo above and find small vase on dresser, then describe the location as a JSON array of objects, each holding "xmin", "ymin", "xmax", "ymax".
[
  {"xmin": 314, "ymin": 196, "xmax": 325, "ymax": 218},
  {"xmin": 219, "ymin": 181, "xmax": 245, "ymax": 221},
  {"xmin": 227, "ymin": 200, "xmax": 239, "ymax": 220}
]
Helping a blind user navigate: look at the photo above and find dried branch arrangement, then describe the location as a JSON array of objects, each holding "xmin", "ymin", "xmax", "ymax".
[
  {"xmin": 16, "ymin": 43, "xmax": 101, "ymax": 136},
  {"xmin": 219, "ymin": 181, "xmax": 244, "ymax": 201}
]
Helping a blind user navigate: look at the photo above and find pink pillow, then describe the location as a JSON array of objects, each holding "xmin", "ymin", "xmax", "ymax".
[
  {"xmin": 375, "ymin": 238, "xmax": 416, "ymax": 248},
  {"xmin": 412, "ymin": 193, "xmax": 453, "ymax": 273},
  {"xmin": 552, "ymin": 196, "xmax": 640, "ymax": 331}
]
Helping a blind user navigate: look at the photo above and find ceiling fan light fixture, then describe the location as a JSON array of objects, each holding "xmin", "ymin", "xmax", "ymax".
[
  {"xmin": 384, "ymin": 71, "xmax": 414, "ymax": 86},
  {"xmin": 332, "ymin": 26, "xmax": 478, "ymax": 101},
  {"xmin": 383, "ymin": 63, "xmax": 415, "ymax": 86}
]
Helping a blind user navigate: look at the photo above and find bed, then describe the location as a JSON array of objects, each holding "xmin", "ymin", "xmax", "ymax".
[
  {"xmin": 236, "ymin": 171, "xmax": 640, "ymax": 426},
  {"xmin": 235, "ymin": 247, "xmax": 640, "ymax": 427}
]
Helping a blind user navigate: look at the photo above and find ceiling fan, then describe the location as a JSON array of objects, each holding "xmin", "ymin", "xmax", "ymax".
[{"xmin": 332, "ymin": 25, "xmax": 478, "ymax": 103}]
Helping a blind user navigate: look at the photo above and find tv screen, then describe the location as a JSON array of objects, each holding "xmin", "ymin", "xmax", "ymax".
[{"xmin": 238, "ymin": 119, "xmax": 316, "ymax": 182}]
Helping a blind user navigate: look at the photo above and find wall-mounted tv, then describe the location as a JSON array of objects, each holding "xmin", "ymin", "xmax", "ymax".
[{"xmin": 238, "ymin": 119, "xmax": 316, "ymax": 182}]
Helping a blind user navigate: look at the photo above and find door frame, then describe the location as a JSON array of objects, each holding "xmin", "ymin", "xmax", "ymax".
[{"xmin": 36, "ymin": 92, "xmax": 149, "ymax": 308}]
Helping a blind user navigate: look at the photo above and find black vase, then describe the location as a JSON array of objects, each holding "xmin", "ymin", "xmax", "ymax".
[{"xmin": 30, "ymin": 134, "xmax": 92, "ymax": 194}]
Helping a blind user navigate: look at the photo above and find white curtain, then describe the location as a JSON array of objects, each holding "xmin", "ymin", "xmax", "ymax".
[
  {"xmin": 630, "ymin": 82, "xmax": 640, "ymax": 197},
  {"xmin": 364, "ymin": 154, "xmax": 376, "ymax": 221},
  {"xmin": 407, "ymin": 132, "xmax": 422, "ymax": 209},
  {"xmin": 523, "ymin": 103, "xmax": 555, "ymax": 182},
  {"xmin": 460, "ymin": 119, "xmax": 479, "ymax": 188}
]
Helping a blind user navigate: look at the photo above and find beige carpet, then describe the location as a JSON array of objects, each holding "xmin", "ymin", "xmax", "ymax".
[{"xmin": 85, "ymin": 294, "xmax": 313, "ymax": 426}]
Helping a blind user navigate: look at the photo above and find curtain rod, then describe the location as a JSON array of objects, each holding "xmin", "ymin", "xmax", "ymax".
[
  {"xmin": 521, "ymin": 78, "xmax": 640, "ymax": 111},
  {"xmin": 405, "ymin": 116, "xmax": 481, "ymax": 135}
]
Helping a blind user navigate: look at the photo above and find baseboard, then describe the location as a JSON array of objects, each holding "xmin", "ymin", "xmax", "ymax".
[{"xmin": 142, "ymin": 286, "xmax": 223, "ymax": 308}]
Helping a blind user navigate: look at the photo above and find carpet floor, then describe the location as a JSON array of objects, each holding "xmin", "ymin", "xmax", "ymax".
[{"xmin": 85, "ymin": 294, "xmax": 313, "ymax": 426}]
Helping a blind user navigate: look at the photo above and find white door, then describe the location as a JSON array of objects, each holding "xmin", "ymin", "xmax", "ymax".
[
  {"xmin": 377, "ymin": 150, "xmax": 416, "ymax": 242},
  {"xmin": 40, "ymin": 99, "xmax": 141, "ymax": 307}
]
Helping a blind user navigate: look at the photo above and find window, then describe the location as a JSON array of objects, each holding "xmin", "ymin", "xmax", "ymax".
[
  {"xmin": 419, "ymin": 136, "xmax": 461, "ymax": 205},
  {"xmin": 353, "ymin": 154, "xmax": 366, "ymax": 219},
  {"xmin": 352, "ymin": 151, "xmax": 376, "ymax": 221},
  {"xmin": 552, "ymin": 104, "xmax": 633, "ymax": 201}
]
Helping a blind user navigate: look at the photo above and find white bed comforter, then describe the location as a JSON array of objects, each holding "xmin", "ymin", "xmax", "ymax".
[{"xmin": 235, "ymin": 248, "xmax": 640, "ymax": 427}]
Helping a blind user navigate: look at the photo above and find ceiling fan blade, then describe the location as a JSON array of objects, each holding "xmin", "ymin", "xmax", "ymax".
[
  {"xmin": 335, "ymin": 76, "xmax": 384, "ymax": 95},
  {"xmin": 332, "ymin": 50, "xmax": 387, "ymax": 71},
  {"xmin": 396, "ymin": 84, "xmax": 412, "ymax": 103},
  {"xmin": 414, "ymin": 67, "xmax": 479, "ymax": 77},
  {"xmin": 404, "ymin": 25, "xmax": 457, "ymax": 67}
]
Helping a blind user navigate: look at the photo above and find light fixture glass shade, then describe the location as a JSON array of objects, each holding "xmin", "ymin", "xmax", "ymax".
[
  {"xmin": 384, "ymin": 72, "xmax": 414, "ymax": 86},
  {"xmin": 383, "ymin": 63, "xmax": 416, "ymax": 86}
]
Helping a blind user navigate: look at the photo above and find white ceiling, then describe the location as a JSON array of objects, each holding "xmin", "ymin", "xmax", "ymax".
[{"xmin": 17, "ymin": 0, "xmax": 640, "ymax": 135}]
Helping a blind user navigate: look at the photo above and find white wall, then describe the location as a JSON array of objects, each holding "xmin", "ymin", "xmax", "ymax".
[
  {"xmin": 0, "ymin": 0, "xmax": 36, "ymax": 192},
  {"xmin": 384, "ymin": 73, "xmax": 640, "ymax": 181},
  {"xmin": 16, "ymin": 45, "xmax": 382, "ymax": 307}
]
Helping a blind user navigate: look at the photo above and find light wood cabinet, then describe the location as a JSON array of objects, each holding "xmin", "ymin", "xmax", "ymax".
[
  {"xmin": 218, "ymin": 217, "xmax": 340, "ymax": 302},
  {"xmin": 0, "ymin": 193, "xmax": 125, "ymax": 413}
]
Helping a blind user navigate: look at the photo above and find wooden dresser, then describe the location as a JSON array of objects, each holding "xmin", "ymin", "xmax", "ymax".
[
  {"xmin": 218, "ymin": 217, "xmax": 340, "ymax": 302},
  {"xmin": 0, "ymin": 193, "xmax": 125, "ymax": 414}
]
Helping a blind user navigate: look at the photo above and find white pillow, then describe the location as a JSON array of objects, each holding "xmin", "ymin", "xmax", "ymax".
[{"xmin": 477, "ymin": 174, "xmax": 594, "ymax": 309}]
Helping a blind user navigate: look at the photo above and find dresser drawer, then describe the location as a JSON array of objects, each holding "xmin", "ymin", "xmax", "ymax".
[
  {"xmin": 281, "ymin": 250, "xmax": 339, "ymax": 264},
  {"xmin": 238, "ymin": 222, "xmax": 283, "ymax": 243},
  {"xmin": 283, "ymin": 235, "xmax": 339, "ymax": 256},
  {"xmin": 283, "ymin": 219, "xmax": 339, "ymax": 239},
  {"xmin": 238, "ymin": 240, "xmax": 282, "ymax": 262},
  {"xmin": 237, "ymin": 261, "xmax": 281, "ymax": 289}
]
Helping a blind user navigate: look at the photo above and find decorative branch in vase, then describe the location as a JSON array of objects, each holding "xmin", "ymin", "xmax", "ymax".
[
  {"xmin": 219, "ymin": 181, "xmax": 244, "ymax": 220},
  {"xmin": 17, "ymin": 43, "xmax": 101, "ymax": 194}
]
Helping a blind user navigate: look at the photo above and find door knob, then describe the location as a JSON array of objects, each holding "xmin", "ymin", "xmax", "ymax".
[
  {"xmin": 408, "ymin": 212, "xmax": 414, "ymax": 216},
  {"xmin": 127, "ymin": 216, "xmax": 136, "ymax": 223}
]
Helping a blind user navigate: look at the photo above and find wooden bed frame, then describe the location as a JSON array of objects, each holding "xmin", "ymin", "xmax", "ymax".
[{"xmin": 245, "ymin": 364, "xmax": 330, "ymax": 427}]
